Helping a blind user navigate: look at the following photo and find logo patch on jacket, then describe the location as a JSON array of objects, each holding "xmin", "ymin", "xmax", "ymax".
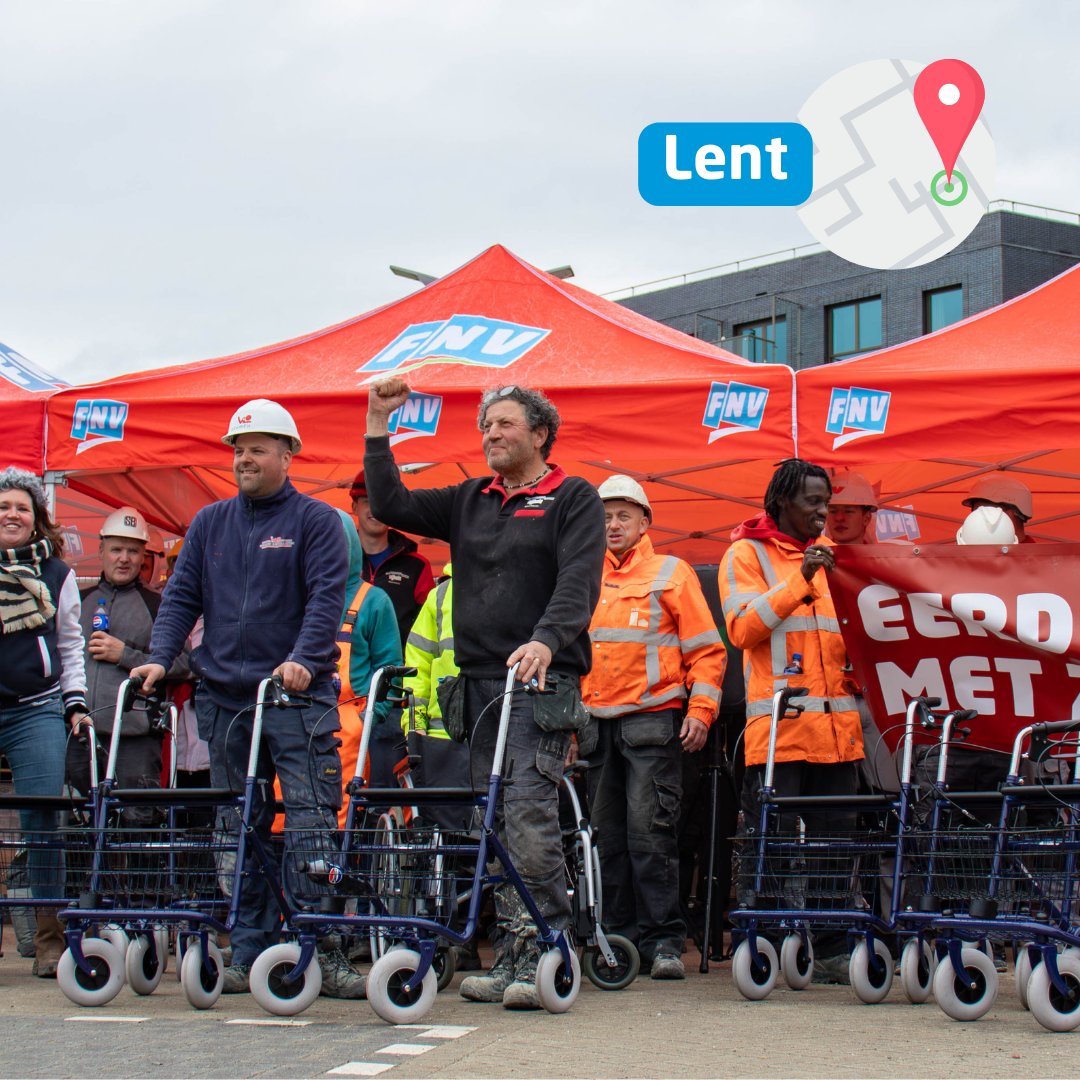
[
  {"xmin": 385, "ymin": 571, "xmax": 409, "ymax": 584},
  {"xmin": 259, "ymin": 536, "xmax": 295, "ymax": 550},
  {"xmin": 515, "ymin": 494, "xmax": 555, "ymax": 517}
]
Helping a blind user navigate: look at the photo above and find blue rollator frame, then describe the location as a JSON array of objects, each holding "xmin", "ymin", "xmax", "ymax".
[
  {"xmin": 57, "ymin": 675, "xmax": 324, "ymax": 1009},
  {"xmin": 248, "ymin": 664, "xmax": 582, "ymax": 1024},
  {"xmin": 899, "ymin": 716, "xmax": 1080, "ymax": 1028},
  {"xmin": 729, "ymin": 687, "xmax": 932, "ymax": 1003}
]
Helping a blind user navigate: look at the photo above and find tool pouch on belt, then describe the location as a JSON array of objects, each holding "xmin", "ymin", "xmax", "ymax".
[
  {"xmin": 435, "ymin": 675, "xmax": 467, "ymax": 743},
  {"xmin": 532, "ymin": 671, "xmax": 590, "ymax": 733}
]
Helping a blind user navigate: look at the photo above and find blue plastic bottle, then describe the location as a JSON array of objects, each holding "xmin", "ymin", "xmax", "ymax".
[
  {"xmin": 92, "ymin": 599, "xmax": 109, "ymax": 633},
  {"xmin": 783, "ymin": 652, "xmax": 803, "ymax": 675}
]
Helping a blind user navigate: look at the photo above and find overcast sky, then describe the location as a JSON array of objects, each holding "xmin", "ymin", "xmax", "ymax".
[{"xmin": 1, "ymin": 0, "xmax": 1075, "ymax": 385}]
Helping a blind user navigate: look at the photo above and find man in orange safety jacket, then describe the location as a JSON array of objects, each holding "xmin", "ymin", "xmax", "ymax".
[
  {"xmin": 719, "ymin": 458, "xmax": 862, "ymax": 981},
  {"xmin": 582, "ymin": 475, "xmax": 727, "ymax": 981}
]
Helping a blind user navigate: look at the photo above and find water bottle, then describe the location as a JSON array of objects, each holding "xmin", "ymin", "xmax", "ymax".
[
  {"xmin": 92, "ymin": 599, "xmax": 109, "ymax": 633},
  {"xmin": 783, "ymin": 652, "xmax": 803, "ymax": 675}
]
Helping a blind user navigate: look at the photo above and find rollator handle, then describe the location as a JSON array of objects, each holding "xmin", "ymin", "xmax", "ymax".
[
  {"xmin": 373, "ymin": 665, "xmax": 418, "ymax": 703},
  {"xmin": 122, "ymin": 673, "xmax": 166, "ymax": 716},
  {"xmin": 778, "ymin": 685, "xmax": 809, "ymax": 719},
  {"xmin": 524, "ymin": 678, "xmax": 557, "ymax": 696},
  {"xmin": 268, "ymin": 674, "xmax": 314, "ymax": 709}
]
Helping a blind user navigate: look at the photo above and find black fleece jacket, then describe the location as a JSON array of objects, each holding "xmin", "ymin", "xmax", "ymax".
[{"xmin": 364, "ymin": 436, "xmax": 604, "ymax": 678}]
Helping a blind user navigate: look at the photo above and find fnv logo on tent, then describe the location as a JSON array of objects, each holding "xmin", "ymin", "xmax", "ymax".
[
  {"xmin": 388, "ymin": 392, "xmax": 442, "ymax": 447},
  {"xmin": 701, "ymin": 381, "xmax": 769, "ymax": 442},
  {"xmin": 358, "ymin": 315, "xmax": 549, "ymax": 378},
  {"xmin": 71, "ymin": 399, "xmax": 128, "ymax": 454},
  {"xmin": 826, "ymin": 387, "xmax": 890, "ymax": 448}
]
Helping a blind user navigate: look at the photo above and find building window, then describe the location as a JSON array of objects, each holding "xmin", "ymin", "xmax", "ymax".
[
  {"xmin": 924, "ymin": 285, "xmax": 963, "ymax": 333},
  {"xmin": 827, "ymin": 297, "xmax": 882, "ymax": 362},
  {"xmin": 732, "ymin": 317, "xmax": 787, "ymax": 363}
]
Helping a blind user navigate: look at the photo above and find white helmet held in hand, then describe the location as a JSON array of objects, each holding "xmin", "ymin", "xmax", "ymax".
[
  {"xmin": 956, "ymin": 506, "xmax": 1018, "ymax": 546},
  {"xmin": 597, "ymin": 474, "xmax": 652, "ymax": 517},
  {"xmin": 100, "ymin": 506, "xmax": 150, "ymax": 542},
  {"xmin": 222, "ymin": 399, "xmax": 302, "ymax": 453}
]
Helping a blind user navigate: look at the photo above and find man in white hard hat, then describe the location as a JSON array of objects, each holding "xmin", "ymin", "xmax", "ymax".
[
  {"xmin": 132, "ymin": 400, "xmax": 362, "ymax": 999},
  {"xmin": 582, "ymin": 475, "xmax": 726, "ymax": 980},
  {"xmin": 68, "ymin": 508, "xmax": 190, "ymax": 822},
  {"xmin": 962, "ymin": 473, "xmax": 1035, "ymax": 543}
]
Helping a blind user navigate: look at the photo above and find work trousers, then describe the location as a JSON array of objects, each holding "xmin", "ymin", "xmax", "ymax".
[
  {"xmin": 65, "ymin": 732, "xmax": 163, "ymax": 827},
  {"xmin": 590, "ymin": 708, "xmax": 686, "ymax": 962},
  {"xmin": 465, "ymin": 677, "xmax": 571, "ymax": 964},
  {"xmin": 196, "ymin": 687, "xmax": 342, "ymax": 967}
]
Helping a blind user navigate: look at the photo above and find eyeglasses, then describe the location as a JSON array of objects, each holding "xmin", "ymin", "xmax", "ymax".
[{"xmin": 481, "ymin": 385, "xmax": 519, "ymax": 405}]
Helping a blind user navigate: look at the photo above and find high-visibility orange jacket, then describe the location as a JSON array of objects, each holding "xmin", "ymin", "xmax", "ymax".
[
  {"xmin": 719, "ymin": 529, "xmax": 862, "ymax": 767},
  {"xmin": 581, "ymin": 535, "xmax": 726, "ymax": 726}
]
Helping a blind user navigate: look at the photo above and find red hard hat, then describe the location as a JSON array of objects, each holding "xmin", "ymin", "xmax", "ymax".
[{"xmin": 348, "ymin": 470, "xmax": 367, "ymax": 499}]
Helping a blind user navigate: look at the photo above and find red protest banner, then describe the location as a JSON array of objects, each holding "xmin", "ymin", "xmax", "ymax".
[{"xmin": 829, "ymin": 544, "xmax": 1080, "ymax": 752}]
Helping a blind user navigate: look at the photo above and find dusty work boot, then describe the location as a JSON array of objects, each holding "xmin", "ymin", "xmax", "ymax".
[
  {"xmin": 318, "ymin": 948, "xmax": 367, "ymax": 999},
  {"xmin": 31, "ymin": 909, "xmax": 65, "ymax": 978},
  {"xmin": 460, "ymin": 950, "xmax": 514, "ymax": 1003},
  {"xmin": 221, "ymin": 963, "xmax": 252, "ymax": 993},
  {"xmin": 650, "ymin": 953, "xmax": 686, "ymax": 980},
  {"xmin": 502, "ymin": 949, "xmax": 541, "ymax": 1010}
]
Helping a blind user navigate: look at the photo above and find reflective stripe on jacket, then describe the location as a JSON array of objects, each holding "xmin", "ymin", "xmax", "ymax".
[
  {"xmin": 581, "ymin": 536, "xmax": 726, "ymax": 725},
  {"xmin": 403, "ymin": 568, "xmax": 454, "ymax": 737},
  {"xmin": 719, "ymin": 534, "xmax": 862, "ymax": 767}
]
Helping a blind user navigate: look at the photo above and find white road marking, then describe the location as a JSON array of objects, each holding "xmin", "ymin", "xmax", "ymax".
[
  {"xmin": 225, "ymin": 1018, "xmax": 314, "ymax": 1027},
  {"xmin": 375, "ymin": 1042, "xmax": 436, "ymax": 1056},
  {"xmin": 326, "ymin": 1064, "xmax": 393, "ymax": 1077},
  {"xmin": 64, "ymin": 1016, "xmax": 149, "ymax": 1023},
  {"xmin": 416, "ymin": 1025, "xmax": 477, "ymax": 1039}
]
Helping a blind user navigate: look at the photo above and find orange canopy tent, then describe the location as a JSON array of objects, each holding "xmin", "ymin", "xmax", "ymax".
[
  {"xmin": 795, "ymin": 264, "xmax": 1080, "ymax": 544},
  {"xmin": 0, "ymin": 342, "xmax": 68, "ymax": 473},
  {"xmin": 44, "ymin": 245, "xmax": 795, "ymax": 565}
]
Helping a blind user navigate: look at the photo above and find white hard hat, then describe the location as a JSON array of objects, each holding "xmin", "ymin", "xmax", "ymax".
[
  {"xmin": 962, "ymin": 474, "xmax": 1032, "ymax": 521},
  {"xmin": 956, "ymin": 505, "xmax": 1018, "ymax": 546},
  {"xmin": 597, "ymin": 474, "xmax": 651, "ymax": 516},
  {"xmin": 829, "ymin": 471, "xmax": 878, "ymax": 510},
  {"xmin": 100, "ymin": 506, "xmax": 150, "ymax": 542},
  {"xmin": 222, "ymin": 399, "xmax": 302, "ymax": 453}
]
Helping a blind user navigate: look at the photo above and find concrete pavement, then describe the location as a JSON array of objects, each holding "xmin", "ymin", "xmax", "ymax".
[{"xmin": 0, "ymin": 946, "xmax": 1076, "ymax": 1078}]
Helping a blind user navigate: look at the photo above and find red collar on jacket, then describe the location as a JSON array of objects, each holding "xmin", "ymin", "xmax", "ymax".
[
  {"xmin": 484, "ymin": 464, "xmax": 567, "ymax": 502},
  {"xmin": 730, "ymin": 511, "xmax": 825, "ymax": 553}
]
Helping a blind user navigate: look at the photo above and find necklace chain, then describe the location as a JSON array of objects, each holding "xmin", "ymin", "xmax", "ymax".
[{"xmin": 503, "ymin": 466, "xmax": 550, "ymax": 492}]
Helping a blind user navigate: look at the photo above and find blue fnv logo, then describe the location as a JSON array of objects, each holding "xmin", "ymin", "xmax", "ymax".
[
  {"xmin": 387, "ymin": 392, "xmax": 443, "ymax": 447},
  {"xmin": 826, "ymin": 387, "xmax": 890, "ymax": 449},
  {"xmin": 0, "ymin": 342, "xmax": 67, "ymax": 392},
  {"xmin": 876, "ymin": 506, "xmax": 921, "ymax": 543},
  {"xmin": 638, "ymin": 123, "xmax": 813, "ymax": 206},
  {"xmin": 359, "ymin": 315, "xmax": 550, "ymax": 378},
  {"xmin": 701, "ymin": 381, "xmax": 769, "ymax": 443},
  {"xmin": 71, "ymin": 399, "xmax": 128, "ymax": 455}
]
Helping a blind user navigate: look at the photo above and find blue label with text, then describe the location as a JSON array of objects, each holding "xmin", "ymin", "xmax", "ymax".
[{"xmin": 638, "ymin": 122, "xmax": 813, "ymax": 206}]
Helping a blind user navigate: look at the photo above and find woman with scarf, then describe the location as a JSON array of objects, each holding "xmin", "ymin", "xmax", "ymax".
[{"xmin": 0, "ymin": 468, "xmax": 88, "ymax": 977}]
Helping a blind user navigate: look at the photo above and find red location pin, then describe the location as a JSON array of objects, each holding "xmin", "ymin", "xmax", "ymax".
[{"xmin": 913, "ymin": 59, "xmax": 985, "ymax": 183}]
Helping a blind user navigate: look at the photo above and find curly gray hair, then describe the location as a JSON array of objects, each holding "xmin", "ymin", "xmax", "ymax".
[
  {"xmin": 477, "ymin": 385, "xmax": 561, "ymax": 460},
  {"xmin": 0, "ymin": 467, "xmax": 63, "ymax": 554}
]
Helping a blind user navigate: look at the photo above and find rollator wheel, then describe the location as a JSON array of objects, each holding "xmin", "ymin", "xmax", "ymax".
[
  {"xmin": 432, "ymin": 946, "xmax": 457, "ymax": 992},
  {"xmin": 367, "ymin": 949, "xmax": 437, "ymax": 1024},
  {"xmin": 250, "ymin": 942, "xmax": 323, "ymax": 1016},
  {"xmin": 849, "ymin": 939, "xmax": 893, "ymax": 1004},
  {"xmin": 99, "ymin": 925, "xmax": 130, "ymax": 965},
  {"xmin": 180, "ymin": 939, "xmax": 225, "ymax": 1010},
  {"xmin": 731, "ymin": 939, "xmax": 778, "ymax": 1001},
  {"xmin": 583, "ymin": 934, "xmax": 640, "ymax": 991},
  {"xmin": 933, "ymin": 946, "xmax": 998, "ymax": 1022},
  {"xmin": 155, "ymin": 928, "xmax": 170, "ymax": 975},
  {"xmin": 1027, "ymin": 952, "xmax": 1080, "ymax": 1032},
  {"xmin": 779, "ymin": 933, "xmax": 813, "ymax": 991},
  {"xmin": 125, "ymin": 932, "xmax": 165, "ymax": 995},
  {"xmin": 899, "ymin": 939, "xmax": 935, "ymax": 1004},
  {"xmin": 57, "ymin": 939, "xmax": 126, "ymax": 1007},
  {"xmin": 1014, "ymin": 942, "xmax": 1036, "ymax": 1010},
  {"xmin": 535, "ymin": 947, "xmax": 581, "ymax": 1014}
]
